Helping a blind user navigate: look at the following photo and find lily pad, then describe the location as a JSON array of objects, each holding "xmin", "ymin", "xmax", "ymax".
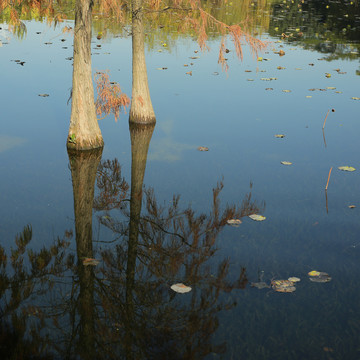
[
  {"xmin": 171, "ymin": 283, "xmax": 192, "ymax": 293},
  {"xmin": 338, "ymin": 166, "xmax": 356, "ymax": 172},
  {"xmin": 248, "ymin": 214, "xmax": 266, "ymax": 221},
  {"xmin": 281, "ymin": 161, "xmax": 292, "ymax": 166}
]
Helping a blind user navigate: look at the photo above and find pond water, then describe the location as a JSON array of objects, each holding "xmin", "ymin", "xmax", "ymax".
[{"xmin": 1, "ymin": 1, "xmax": 360, "ymax": 359}]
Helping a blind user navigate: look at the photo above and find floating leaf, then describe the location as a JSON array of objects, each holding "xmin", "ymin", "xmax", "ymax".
[
  {"xmin": 281, "ymin": 161, "xmax": 292, "ymax": 165},
  {"xmin": 227, "ymin": 219, "xmax": 242, "ymax": 227},
  {"xmin": 288, "ymin": 277, "xmax": 301, "ymax": 283},
  {"xmin": 83, "ymin": 258, "xmax": 100, "ymax": 266},
  {"xmin": 309, "ymin": 272, "xmax": 331, "ymax": 283},
  {"xmin": 251, "ymin": 282, "xmax": 270, "ymax": 289},
  {"xmin": 338, "ymin": 166, "xmax": 356, "ymax": 172},
  {"xmin": 275, "ymin": 134, "xmax": 285, "ymax": 138},
  {"xmin": 171, "ymin": 283, "xmax": 192, "ymax": 293},
  {"xmin": 308, "ymin": 270, "xmax": 321, "ymax": 276},
  {"xmin": 197, "ymin": 146, "xmax": 209, "ymax": 151},
  {"xmin": 248, "ymin": 214, "xmax": 266, "ymax": 221},
  {"xmin": 271, "ymin": 280, "xmax": 296, "ymax": 293}
]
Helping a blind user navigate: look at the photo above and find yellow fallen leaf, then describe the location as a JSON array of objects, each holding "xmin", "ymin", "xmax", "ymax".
[
  {"xmin": 308, "ymin": 270, "xmax": 320, "ymax": 276},
  {"xmin": 338, "ymin": 166, "xmax": 356, "ymax": 172},
  {"xmin": 248, "ymin": 214, "xmax": 266, "ymax": 221}
]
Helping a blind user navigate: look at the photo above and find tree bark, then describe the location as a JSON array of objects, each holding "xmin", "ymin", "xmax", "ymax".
[
  {"xmin": 67, "ymin": 0, "xmax": 104, "ymax": 150},
  {"xmin": 129, "ymin": 0, "xmax": 156, "ymax": 124}
]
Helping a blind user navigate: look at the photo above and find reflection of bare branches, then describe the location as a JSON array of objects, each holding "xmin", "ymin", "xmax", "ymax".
[
  {"xmin": 94, "ymin": 158, "xmax": 264, "ymax": 358},
  {"xmin": 0, "ymin": 225, "xmax": 71, "ymax": 357},
  {"xmin": 94, "ymin": 159, "xmax": 130, "ymax": 211}
]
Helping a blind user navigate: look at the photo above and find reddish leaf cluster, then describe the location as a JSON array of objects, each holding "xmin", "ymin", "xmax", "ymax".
[{"xmin": 94, "ymin": 71, "xmax": 130, "ymax": 122}]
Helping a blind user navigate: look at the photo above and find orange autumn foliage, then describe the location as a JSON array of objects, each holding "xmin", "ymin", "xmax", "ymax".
[{"xmin": 94, "ymin": 71, "xmax": 130, "ymax": 122}]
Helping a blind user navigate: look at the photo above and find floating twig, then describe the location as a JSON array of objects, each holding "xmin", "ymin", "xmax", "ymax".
[
  {"xmin": 322, "ymin": 109, "xmax": 330, "ymax": 129},
  {"xmin": 325, "ymin": 167, "xmax": 333, "ymax": 190},
  {"xmin": 322, "ymin": 128, "xmax": 327, "ymax": 148}
]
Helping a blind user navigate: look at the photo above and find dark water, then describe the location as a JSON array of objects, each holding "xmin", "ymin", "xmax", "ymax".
[{"xmin": 1, "ymin": 1, "xmax": 360, "ymax": 359}]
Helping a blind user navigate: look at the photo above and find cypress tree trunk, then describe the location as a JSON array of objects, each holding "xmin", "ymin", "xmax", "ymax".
[
  {"xmin": 129, "ymin": 0, "xmax": 156, "ymax": 124},
  {"xmin": 67, "ymin": 0, "xmax": 104, "ymax": 150},
  {"xmin": 124, "ymin": 122, "xmax": 155, "ymax": 358},
  {"xmin": 68, "ymin": 148, "xmax": 103, "ymax": 358}
]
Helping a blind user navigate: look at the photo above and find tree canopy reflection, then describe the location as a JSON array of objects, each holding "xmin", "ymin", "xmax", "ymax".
[{"xmin": 0, "ymin": 147, "xmax": 264, "ymax": 358}]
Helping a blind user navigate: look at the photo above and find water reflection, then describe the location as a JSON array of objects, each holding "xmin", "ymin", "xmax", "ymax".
[{"xmin": 0, "ymin": 122, "xmax": 263, "ymax": 358}]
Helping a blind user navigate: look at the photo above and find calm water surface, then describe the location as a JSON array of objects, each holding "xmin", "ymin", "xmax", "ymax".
[{"xmin": 1, "ymin": 1, "xmax": 360, "ymax": 359}]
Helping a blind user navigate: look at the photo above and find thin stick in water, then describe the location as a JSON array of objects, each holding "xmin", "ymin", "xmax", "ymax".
[
  {"xmin": 322, "ymin": 109, "xmax": 330, "ymax": 129},
  {"xmin": 325, "ymin": 167, "xmax": 333, "ymax": 190}
]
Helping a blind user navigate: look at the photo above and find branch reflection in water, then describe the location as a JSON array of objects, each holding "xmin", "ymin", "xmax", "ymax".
[{"xmin": 0, "ymin": 125, "xmax": 264, "ymax": 359}]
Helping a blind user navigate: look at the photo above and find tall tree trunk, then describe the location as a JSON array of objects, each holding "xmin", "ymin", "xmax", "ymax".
[
  {"xmin": 129, "ymin": 0, "xmax": 156, "ymax": 124},
  {"xmin": 68, "ymin": 148, "xmax": 103, "ymax": 358},
  {"xmin": 67, "ymin": 0, "xmax": 104, "ymax": 150},
  {"xmin": 124, "ymin": 122, "xmax": 155, "ymax": 358}
]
